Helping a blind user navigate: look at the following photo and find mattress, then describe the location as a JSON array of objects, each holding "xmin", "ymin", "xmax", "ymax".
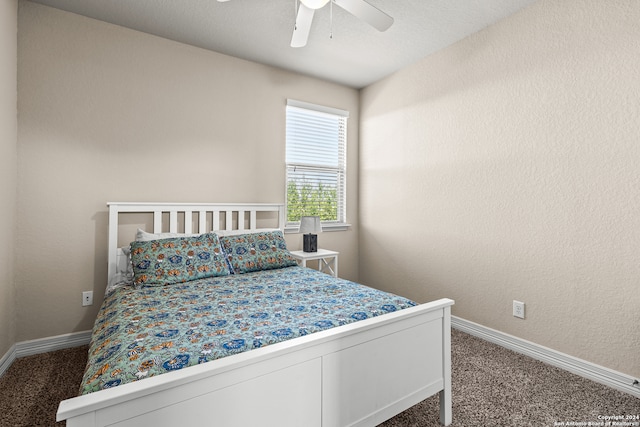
[{"xmin": 81, "ymin": 266, "xmax": 416, "ymax": 394}]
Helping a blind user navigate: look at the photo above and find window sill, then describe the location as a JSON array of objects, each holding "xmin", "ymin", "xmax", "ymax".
[{"xmin": 284, "ymin": 223, "xmax": 351, "ymax": 234}]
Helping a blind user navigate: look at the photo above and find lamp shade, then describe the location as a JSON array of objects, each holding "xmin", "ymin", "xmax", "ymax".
[{"xmin": 299, "ymin": 216, "xmax": 322, "ymax": 234}]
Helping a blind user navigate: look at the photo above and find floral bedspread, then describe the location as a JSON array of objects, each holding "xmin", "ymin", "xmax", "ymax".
[{"xmin": 80, "ymin": 266, "xmax": 416, "ymax": 395}]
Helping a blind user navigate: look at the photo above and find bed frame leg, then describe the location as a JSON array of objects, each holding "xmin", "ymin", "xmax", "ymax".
[
  {"xmin": 440, "ymin": 305, "xmax": 452, "ymax": 426},
  {"xmin": 439, "ymin": 388, "xmax": 452, "ymax": 426}
]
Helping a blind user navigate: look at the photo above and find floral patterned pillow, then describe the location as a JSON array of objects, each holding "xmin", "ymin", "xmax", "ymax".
[
  {"xmin": 219, "ymin": 230, "xmax": 297, "ymax": 274},
  {"xmin": 130, "ymin": 233, "xmax": 229, "ymax": 286}
]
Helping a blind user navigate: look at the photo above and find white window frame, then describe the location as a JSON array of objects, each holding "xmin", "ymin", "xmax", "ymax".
[{"xmin": 285, "ymin": 99, "xmax": 349, "ymax": 233}]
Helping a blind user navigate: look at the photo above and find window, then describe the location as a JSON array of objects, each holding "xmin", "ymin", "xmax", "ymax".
[{"xmin": 286, "ymin": 99, "xmax": 348, "ymax": 230}]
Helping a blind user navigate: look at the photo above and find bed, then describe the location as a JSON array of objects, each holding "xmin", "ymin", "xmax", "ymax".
[{"xmin": 57, "ymin": 202, "xmax": 454, "ymax": 427}]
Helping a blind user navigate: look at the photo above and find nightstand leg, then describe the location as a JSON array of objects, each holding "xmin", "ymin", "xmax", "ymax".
[{"xmin": 320, "ymin": 257, "xmax": 338, "ymax": 278}]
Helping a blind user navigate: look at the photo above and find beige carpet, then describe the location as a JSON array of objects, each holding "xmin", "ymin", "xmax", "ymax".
[{"xmin": 1, "ymin": 330, "xmax": 638, "ymax": 426}]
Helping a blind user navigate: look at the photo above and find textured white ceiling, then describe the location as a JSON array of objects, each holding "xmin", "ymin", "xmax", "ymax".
[{"xmin": 28, "ymin": 0, "xmax": 538, "ymax": 88}]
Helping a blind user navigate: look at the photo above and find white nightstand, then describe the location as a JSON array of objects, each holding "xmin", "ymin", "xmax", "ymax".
[{"xmin": 290, "ymin": 249, "xmax": 339, "ymax": 278}]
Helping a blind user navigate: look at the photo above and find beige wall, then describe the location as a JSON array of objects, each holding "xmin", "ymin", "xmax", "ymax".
[
  {"xmin": 0, "ymin": 0, "xmax": 18, "ymax": 358},
  {"xmin": 16, "ymin": 2, "xmax": 359, "ymax": 341},
  {"xmin": 360, "ymin": 0, "xmax": 640, "ymax": 377}
]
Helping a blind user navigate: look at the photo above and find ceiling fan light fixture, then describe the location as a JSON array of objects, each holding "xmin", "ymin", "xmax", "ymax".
[
  {"xmin": 300, "ymin": 0, "xmax": 331, "ymax": 10},
  {"xmin": 292, "ymin": 0, "xmax": 393, "ymax": 48}
]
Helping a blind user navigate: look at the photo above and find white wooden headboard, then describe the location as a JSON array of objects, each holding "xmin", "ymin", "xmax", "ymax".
[{"xmin": 107, "ymin": 202, "xmax": 286, "ymax": 282}]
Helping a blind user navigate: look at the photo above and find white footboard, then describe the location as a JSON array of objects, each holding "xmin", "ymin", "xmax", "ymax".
[{"xmin": 57, "ymin": 298, "xmax": 453, "ymax": 427}]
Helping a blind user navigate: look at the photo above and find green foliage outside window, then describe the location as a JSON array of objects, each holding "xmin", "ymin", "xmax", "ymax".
[{"xmin": 287, "ymin": 180, "xmax": 338, "ymax": 222}]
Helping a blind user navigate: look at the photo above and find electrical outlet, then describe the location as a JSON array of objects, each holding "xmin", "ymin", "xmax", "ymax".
[
  {"xmin": 513, "ymin": 300, "xmax": 525, "ymax": 319},
  {"xmin": 82, "ymin": 291, "xmax": 93, "ymax": 306}
]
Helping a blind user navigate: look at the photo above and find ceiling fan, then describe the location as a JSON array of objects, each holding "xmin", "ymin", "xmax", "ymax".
[{"xmin": 217, "ymin": 0, "xmax": 394, "ymax": 48}]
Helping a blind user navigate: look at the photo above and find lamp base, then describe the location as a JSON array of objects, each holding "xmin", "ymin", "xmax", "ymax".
[{"xmin": 303, "ymin": 234, "xmax": 317, "ymax": 252}]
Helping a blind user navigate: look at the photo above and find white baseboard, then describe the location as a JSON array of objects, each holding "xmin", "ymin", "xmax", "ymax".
[
  {"xmin": 0, "ymin": 343, "xmax": 17, "ymax": 378},
  {"xmin": 0, "ymin": 330, "xmax": 91, "ymax": 378},
  {"xmin": 452, "ymin": 316, "xmax": 640, "ymax": 399}
]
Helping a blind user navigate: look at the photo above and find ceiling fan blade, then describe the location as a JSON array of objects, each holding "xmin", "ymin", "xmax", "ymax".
[
  {"xmin": 333, "ymin": 0, "xmax": 393, "ymax": 32},
  {"xmin": 291, "ymin": 4, "xmax": 315, "ymax": 48}
]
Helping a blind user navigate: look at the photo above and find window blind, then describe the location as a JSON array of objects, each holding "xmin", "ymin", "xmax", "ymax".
[{"xmin": 286, "ymin": 100, "xmax": 348, "ymax": 225}]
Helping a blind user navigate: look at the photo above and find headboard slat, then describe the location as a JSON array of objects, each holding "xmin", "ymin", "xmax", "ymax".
[
  {"xmin": 213, "ymin": 211, "xmax": 220, "ymax": 231},
  {"xmin": 225, "ymin": 210, "xmax": 233, "ymax": 231},
  {"xmin": 184, "ymin": 211, "xmax": 193, "ymax": 234},
  {"xmin": 238, "ymin": 211, "xmax": 245, "ymax": 231},
  {"xmin": 169, "ymin": 211, "xmax": 178, "ymax": 233},
  {"xmin": 198, "ymin": 211, "xmax": 206, "ymax": 233},
  {"xmin": 250, "ymin": 211, "xmax": 257, "ymax": 230},
  {"xmin": 153, "ymin": 211, "xmax": 162, "ymax": 233}
]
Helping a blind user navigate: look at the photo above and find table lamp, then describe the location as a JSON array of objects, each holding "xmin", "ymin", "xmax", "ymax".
[{"xmin": 299, "ymin": 216, "xmax": 321, "ymax": 252}]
